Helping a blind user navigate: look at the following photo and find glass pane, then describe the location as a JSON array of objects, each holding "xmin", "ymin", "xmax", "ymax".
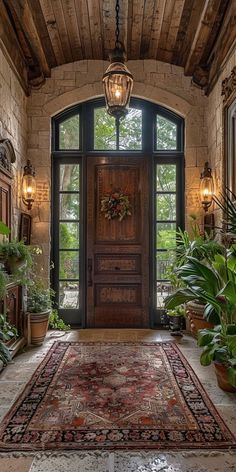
[
  {"xmin": 156, "ymin": 165, "xmax": 176, "ymax": 191},
  {"xmin": 156, "ymin": 115, "xmax": 177, "ymax": 150},
  {"xmin": 60, "ymin": 165, "xmax": 80, "ymax": 191},
  {"xmin": 156, "ymin": 251, "xmax": 173, "ymax": 280},
  {"xmin": 59, "ymin": 251, "xmax": 79, "ymax": 279},
  {"xmin": 59, "ymin": 282, "xmax": 79, "ymax": 309},
  {"xmin": 119, "ymin": 108, "xmax": 142, "ymax": 150},
  {"xmin": 59, "ymin": 114, "xmax": 80, "ymax": 149},
  {"xmin": 60, "ymin": 194, "xmax": 80, "ymax": 220},
  {"xmin": 156, "ymin": 223, "xmax": 176, "ymax": 249},
  {"xmin": 59, "ymin": 223, "xmax": 79, "ymax": 249},
  {"xmin": 94, "ymin": 107, "xmax": 116, "ymax": 150},
  {"xmin": 156, "ymin": 281, "xmax": 172, "ymax": 308},
  {"xmin": 156, "ymin": 194, "xmax": 176, "ymax": 220}
]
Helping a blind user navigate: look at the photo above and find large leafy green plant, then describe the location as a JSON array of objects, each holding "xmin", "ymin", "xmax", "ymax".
[
  {"xmin": 213, "ymin": 187, "xmax": 236, "ymax": 234},
  {"xmin": 165, "ymin": 249, "xmax": 236, "ymax": 387}
]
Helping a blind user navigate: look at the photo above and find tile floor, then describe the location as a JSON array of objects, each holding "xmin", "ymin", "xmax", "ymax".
[{"xmin": 0, "ymin": 329, "xmax": 235, "ymax": 472}]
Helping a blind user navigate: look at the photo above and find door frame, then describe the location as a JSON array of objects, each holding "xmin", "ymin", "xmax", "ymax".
[{"xmin": 51, "ymin": 97, "xmax": 185, "ymax": 327}]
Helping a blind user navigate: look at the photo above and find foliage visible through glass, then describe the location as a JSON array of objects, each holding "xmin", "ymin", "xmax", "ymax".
[
  {"xmin": 60, "ymin": 194, "xmax": 80, "ymax": 220},
  {"xmin": 94, "ymin": 107, "xmax": 142, "ymax": 150},
  {"xmin": 156, "ymin": 195, "xmax": 176, "ymax": 220},
  {"xmin": 119, "ymin": 108, "xmax": 142, "ymax": 150},
  {"xmin": 156, "ymin": 165, "xmax": 176, "ymax": 191},
  {"xmin": 156, "ymin": 115, "xmax": 177, "ymax": 150},
  {"xmin": 156, "ymin": 223, "xmax": 176, "ymax": 249},
  {"xmin": 156, "ymin": 163, "xmax": 177, "ymax": 308},
  {"xmin": 94, "ymin": 108, "xmax": 116, "ymax": 150},
  {"xmin": 59, "ymin": 114, "xmax": 80, "ymax": 149},
  {"xmin": 59, "ymin": 251, "xmax": 79, "ymax": 279},
  {"xmin": 60, "ymin": 164, "xmax": 80, "ymax": 191},
  {"xmin": 59, "ymin": 163, "xmax": 80, "ymax": 309},
  {"xmin": 59, "ymin": 223, "xmax": 79, "ymax": 249}
]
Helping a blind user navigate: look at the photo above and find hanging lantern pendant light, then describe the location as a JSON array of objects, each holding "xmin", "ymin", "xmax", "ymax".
[{"xmin": 102, "ymin": 0, "xmax": 133, "ymax": 119}]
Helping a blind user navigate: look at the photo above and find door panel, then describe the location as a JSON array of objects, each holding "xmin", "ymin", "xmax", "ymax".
[{"xmin": 87, "ymin": 157, "xmax": 149, "ymax": 328}]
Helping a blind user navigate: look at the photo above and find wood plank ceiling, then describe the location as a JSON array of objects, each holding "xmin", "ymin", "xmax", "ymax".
[{"xmin": 0, "ymin": 0, "xmax": 236, "ymax": 95}]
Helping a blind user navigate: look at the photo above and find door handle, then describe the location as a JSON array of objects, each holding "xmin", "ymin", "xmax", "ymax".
[{"xmin": 88, "ymin": 258, "xmax": 93, "ymax": 287}]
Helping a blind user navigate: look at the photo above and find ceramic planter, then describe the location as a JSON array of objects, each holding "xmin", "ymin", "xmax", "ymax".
[
  {"xmin": 28, "ymin": 310, "xmax": 50, "ymax": 346},
  {"xmin": 214, "ymin": 362, "xmax": 236, "ymax": 393},
  {"xmin": 186, "ymin": 301, "xmax": 213, "ymax": 338}
]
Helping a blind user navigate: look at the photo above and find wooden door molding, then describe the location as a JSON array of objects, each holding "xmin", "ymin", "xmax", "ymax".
[{"xmin": 87, "ymin": 156, "xmax": 149, "ymax": 328}]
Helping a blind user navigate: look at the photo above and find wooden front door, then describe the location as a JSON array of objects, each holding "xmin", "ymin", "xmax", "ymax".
[{"xmin": 87, "ymin": 157, "xmax": 149, "ymax": 328}]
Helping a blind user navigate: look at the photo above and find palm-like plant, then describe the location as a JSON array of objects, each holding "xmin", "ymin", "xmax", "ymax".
[
  {"xmin": 213, "ymin": 186, "xmax": 236, "ymax": 234},
  {"xmin": 165, "ymin": 247, "xmax": 236, "ymax": 387}
]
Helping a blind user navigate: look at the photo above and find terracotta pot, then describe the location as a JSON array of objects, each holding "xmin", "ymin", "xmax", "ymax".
[
  {"xmin": 186, "ymin": 301, "xmax": 213, "ymax": 338},
  {"xmin": 214, "ymin": 362, "xmax": 236, "ymax": 392},
  {"xmin": 29, "ymin": 310, "xmax": 50, "ymax": 346}
]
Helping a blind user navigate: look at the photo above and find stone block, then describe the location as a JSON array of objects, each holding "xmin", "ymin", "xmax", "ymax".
[{"xmin": 32, "ymin": 116, "xmax": 49, "ymax": 131}]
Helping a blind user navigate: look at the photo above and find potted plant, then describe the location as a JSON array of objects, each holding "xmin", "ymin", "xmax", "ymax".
[
  {"xmin": 165, "ymin": 249, "xmax": 236, "ymax": 391},
  {"xmin": 0, "ymin": 240, "xmax": 32, "ymax": 275},
  {"xmin": 170, "ymin": 221, "xmax": 224, "ymax": 336},
  {"xmin": 27, "ymin": 280, "xmax": 53, "ymax": 346},
  {"xmin": 0, "ymin": 314, "xmax": 18, "ymax": 366},
  {"xmin": 213, "ymin": 186, "xmax": 236, "ymax": 246},
  {"xmin": 166, "ymin": 305, "xmax": 185, "ymax": 337}
]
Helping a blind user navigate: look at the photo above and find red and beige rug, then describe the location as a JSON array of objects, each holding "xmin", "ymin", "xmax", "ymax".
[{"xmin": 0, "ymin": 341, "xmax": 235, "ymax": 451}]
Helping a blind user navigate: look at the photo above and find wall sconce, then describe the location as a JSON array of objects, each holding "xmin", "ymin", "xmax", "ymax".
[
  {"xmin": 200, "ymin": 162, "xmax": 214, "ymax": 212},
  {"xmin": 22, "ymin": 160, "xmax": 36, "ymax": 210}
]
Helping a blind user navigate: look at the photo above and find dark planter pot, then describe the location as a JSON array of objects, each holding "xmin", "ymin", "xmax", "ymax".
[
  {"xmin": 186, "ymin": 301, "xmax": 213, "ymax": 338},
  {"xmin": 214, "ymin": 362, "xmax": 236, "ymax": 392},
  {"xmin": 5, "ymin": 257, "xmax": 25, "ymax": 275},
  {"xmin": 169, "ymin": 315, "xmax": 184, "ymax": 337}
]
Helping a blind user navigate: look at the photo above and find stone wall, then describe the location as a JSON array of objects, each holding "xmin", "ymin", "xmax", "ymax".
[
  {"xmin": 27, "ymin": 59, "xmax": 208, "ymax": 280},
  {"xmin": 0, "ymin": 49, "xmax": 28, "ymax": 238},
  {"xmin": 207, "ymin": 46, "xmax": 236, "ymax": 228}
]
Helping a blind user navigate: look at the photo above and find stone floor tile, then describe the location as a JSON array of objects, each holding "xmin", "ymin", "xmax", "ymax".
[
  {"xmin": 29, "ymin": 452, "xmax": 109, "ymax": 472},
  {"xmin": 0, "ymin": 457, "xmax": 33, "ymax": 472},
  {"xmin": 0, "ymin": 381, "xmax": 24, "ymax": 406},
  {"xmin": 113, "ymin": 451, "xmax": 236, "ymax": 472},
  {"xmin": 216, "ymin": 405, "xmax": 236, "ymax": 436},
  {"xmin": 0, "ymin": 407, "xmax": 10, "ymax": 421}
]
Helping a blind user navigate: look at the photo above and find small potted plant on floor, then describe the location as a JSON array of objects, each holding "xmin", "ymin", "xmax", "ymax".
[
  {"xmin": 166, "ymin": 305, "xmax": 185, "ymax": 337},
  {"xmin": 27, "ymin": 280, "xmax": 53, "ymax": 346}
]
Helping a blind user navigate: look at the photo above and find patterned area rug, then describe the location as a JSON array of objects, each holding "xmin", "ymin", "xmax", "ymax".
[{"xmin": 0, "ymin": 341, "xmax": 235, "ymax": 451}]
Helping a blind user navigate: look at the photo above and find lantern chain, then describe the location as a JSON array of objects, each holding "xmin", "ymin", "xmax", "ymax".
[{"xmin": 115, "ymin": 0, "xmax": 120, "ymax": 49}]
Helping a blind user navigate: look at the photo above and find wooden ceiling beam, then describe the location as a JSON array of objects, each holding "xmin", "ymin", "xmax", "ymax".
[
  {"xmin": 0, "ymin": 0, "xmax": 29, "ymax": 94},
  {"xmin": 60, "ymin": 0, "xmax": 82, "ymax": 62},
  {"xmin": 158, "ymin": 0, "xmax": 185, "ymax": 63},
  {"xmin": 27, "ymin": 0, "xmax": 57, "ymax": 69},
  {"xmin": 148, "ymin": 0, "xmax": 166, "ymax": 59},
  {"xmin": 6, "ymin": 0, "xmax": 51, "ymax": 78},
  {"xmin": 207, "ymin": 0, "xmax": 236, "ymax": 94},
  {"xmin": 184, "ymin": 0, "xmax": 222, "ymax": 76},
  {"xmin": 172, "ymin": 0, "xmax": 205, "ymax": 67},
  {"xmin": 75, "ymin": 0, "xmax": 93, "ymax": 59},
  {"xmin": 129, "ymin": 0, "xmax": 145, "ymax": 59},
  {"xmin": 39, "ymin": 0, "xmax": 65, "ymax": 65},
  {"xmin": 157, "ymin": 0, "xmax": 176, "ymax": 62},
  {"xmin": 140, "ymin": 0, "xmax": 155, "ymax": 58},
  {"xmin": 87, "ymin": 0, "xmax": 103, "ymax": 59}
]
